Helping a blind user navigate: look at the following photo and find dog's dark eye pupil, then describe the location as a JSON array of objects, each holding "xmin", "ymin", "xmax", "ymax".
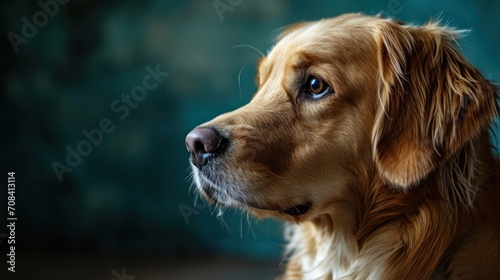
[
  {"xmin": 309, "ymin": 77, "xmax": 324, "ymax": 94},
  {"xmin": 303, "ymin": 76, "xmax": 331, "ymax": 99}
]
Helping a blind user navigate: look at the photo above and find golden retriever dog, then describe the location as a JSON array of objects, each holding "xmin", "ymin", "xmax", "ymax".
[{"xmin": 185, "ymin": 13, "xmax": 500, "ymax": 279}]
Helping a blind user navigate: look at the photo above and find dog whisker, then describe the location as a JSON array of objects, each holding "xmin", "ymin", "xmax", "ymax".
[
  {"xmin": 232, "ymin": 44, "xmax": 265, "ymax": 58},
  {"xmin": 237, "ymin": 61, "xmax": 253, "ymax": 102}
]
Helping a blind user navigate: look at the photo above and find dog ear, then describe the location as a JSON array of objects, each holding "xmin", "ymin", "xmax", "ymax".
[{"xmin": 372, "ymin": 20, "xmax": 498, "ymax": 188}]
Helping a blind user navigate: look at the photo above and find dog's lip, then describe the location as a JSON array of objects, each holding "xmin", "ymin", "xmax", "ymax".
[
  {"xmin": 200, "ymin": 188, "xmax": 313, "ymax": 216},
  {"xmin": 195, "ymin": 174, "xmax": 312, "ymax": 216},
  {"xmin": 282, "ymin": 202, "xmax": 312, "ymax": 216},
  {"xmin": 245, "ymin": 201, "xmax": 313, "ymax": 216}
]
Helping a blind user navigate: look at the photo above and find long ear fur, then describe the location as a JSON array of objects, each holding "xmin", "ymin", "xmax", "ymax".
[{"xmin": 372, "ymin": 20, "xmax": 498, "ymax": 188}]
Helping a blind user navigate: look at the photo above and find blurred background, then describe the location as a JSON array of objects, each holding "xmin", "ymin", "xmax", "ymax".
[{"xmin": 1, "ymin": 0, "xmax": 499, "ymax": 279}]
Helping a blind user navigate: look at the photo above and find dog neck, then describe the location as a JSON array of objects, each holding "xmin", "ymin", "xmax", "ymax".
[{"xmin": 285, "ymin": 133, "xmax": 496, "ymax": 280}]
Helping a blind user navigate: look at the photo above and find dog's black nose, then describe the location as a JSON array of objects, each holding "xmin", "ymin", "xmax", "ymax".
[{"xmin": 185, "ymin": 127, "xmax": 226, "ymax": 168}]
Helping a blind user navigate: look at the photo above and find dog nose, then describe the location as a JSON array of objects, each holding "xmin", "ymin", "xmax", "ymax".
[{"xmin": 185, "ymin": 127, "xmax": 226, "ymax": 168}]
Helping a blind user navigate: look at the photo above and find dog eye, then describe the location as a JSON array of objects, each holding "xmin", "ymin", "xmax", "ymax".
[{"xmin": 305, "ymin": 76, "xmax": 331, "ymax": 99}]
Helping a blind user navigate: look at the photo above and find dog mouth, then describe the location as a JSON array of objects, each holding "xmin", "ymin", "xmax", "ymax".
[
  {"xmin": 244, "ymin": 201, "xmax": 313, "ymax": 216},
  {"xmin": 194, "ymin": 169, "xmax": 312, "ymax": 216},
  {"xmin": 238, "ymin": 199, "xmax": 313, "ymax": 217},
  {"xmin": 199, "ymin": 182, "xmax": 312, "ymax": 216},
  {"xmin": 282, "ymin": 203, "xmax": 313, "ymax": 216}
]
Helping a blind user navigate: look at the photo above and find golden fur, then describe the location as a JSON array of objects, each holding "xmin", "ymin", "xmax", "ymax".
[{"xmin": 187, "ymin": 13, "xmax": 500, "ymax": 279}]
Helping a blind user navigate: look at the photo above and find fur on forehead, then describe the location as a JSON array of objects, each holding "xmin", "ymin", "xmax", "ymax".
[{"xmin": 270, "ymin": 14, "xmax": 392, "ymax": 60}]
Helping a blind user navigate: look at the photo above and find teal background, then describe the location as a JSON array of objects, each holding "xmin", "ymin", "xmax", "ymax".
[{"xmin": 1, "ymin": 0, "xmax": 499, "ymax": 279}]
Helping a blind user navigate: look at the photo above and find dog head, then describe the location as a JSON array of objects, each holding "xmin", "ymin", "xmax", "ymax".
[{"xmin": 186, "ymin": 13, "xmax": 498, "ymax": 221}]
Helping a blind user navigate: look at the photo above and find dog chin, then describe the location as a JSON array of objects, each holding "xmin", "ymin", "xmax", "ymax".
[
  {"xmin": 200, "ymin": 186, "xmax": 312, "ymax": 219},
  {"xmin": 194, "ymin": 170, "xmax": 313, "ymax": 218}
]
